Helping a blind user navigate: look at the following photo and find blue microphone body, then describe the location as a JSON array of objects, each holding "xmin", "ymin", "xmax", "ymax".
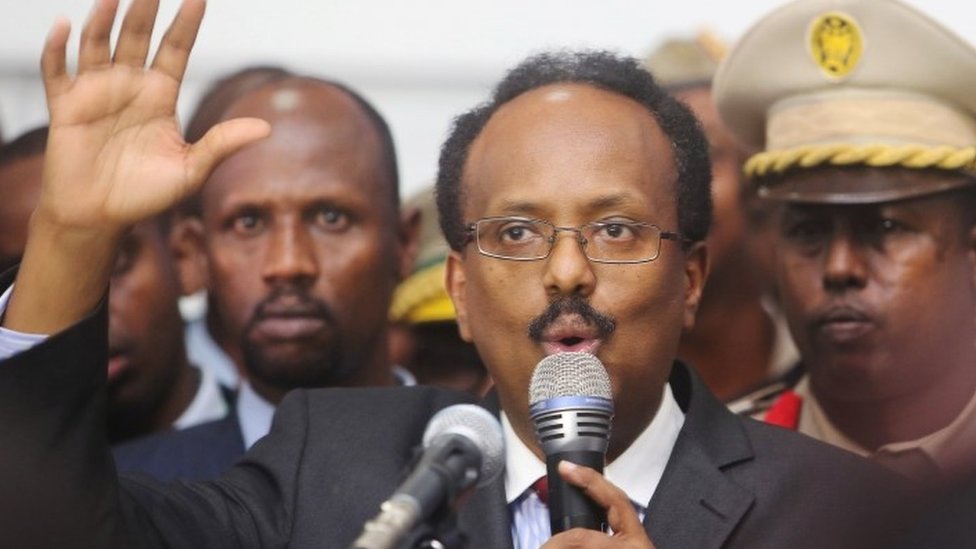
[{"xmin": 528, "ymin": 352, "xmax": 615, "ymax": 536}]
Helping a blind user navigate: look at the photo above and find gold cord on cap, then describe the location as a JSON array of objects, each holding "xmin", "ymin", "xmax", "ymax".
[{"xmin": 745, "ymin": 143, "xmax": 976, "ymax": 178}]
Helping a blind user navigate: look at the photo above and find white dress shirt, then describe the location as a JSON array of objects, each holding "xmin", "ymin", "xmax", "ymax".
[
  {"xmin": 172, "ymin": 364, "xmax": 230, "ymax": 430},
  {"xmin": 0, "ymin": 285, "xmax": 44, "ymax": 360},
  {"xmin": 505, "ymin": 383, "xmax": 685, "ymax": 548}
]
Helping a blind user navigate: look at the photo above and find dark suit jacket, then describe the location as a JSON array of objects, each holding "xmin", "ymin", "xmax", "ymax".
[
  {"xmin": 0, "ymin": 281, "xmax": 909, "ymax": 548},
  {"xmin": 112, "ymin": 403, "xmax": 245, "ymax": 482}
]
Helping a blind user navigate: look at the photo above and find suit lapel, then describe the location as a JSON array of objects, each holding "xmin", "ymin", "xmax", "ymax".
[
  {"xmin": 457, "ymin": 473, "xmax": 513, "ymax": 549},
  {"xmin": 644, "ymin": 364, "xmax": 756, "ymax": 549}
]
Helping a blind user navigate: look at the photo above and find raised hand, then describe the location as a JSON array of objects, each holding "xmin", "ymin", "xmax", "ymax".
[
  {"xmin": 542, "ymin": 461, "xmax": 657, "ymax": 549},
  {"xmin": 5, "ymin": 0, "xmax": 269, "ymax": 334},
  {"xmin": 40, "ymin": 0, "xmax": 269, "ymax": 230}
]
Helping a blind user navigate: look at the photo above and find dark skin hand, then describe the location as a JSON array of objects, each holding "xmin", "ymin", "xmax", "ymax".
[{"xmin": 543, "ymin": 461, "xmax": 657, "ymax": 549}]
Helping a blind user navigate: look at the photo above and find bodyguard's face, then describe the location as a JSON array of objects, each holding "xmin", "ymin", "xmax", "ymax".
[
  {"xmin": 197, "ymin": 85, "xmax": 407, "ymax": 398},
  {"xmin": 674, "ymin": 86, "xmax": 748, "ymax": 277},
  {"xmin": 447, "ymin": 84, "xmax": 707, "ymax": 458},
  {"xmin": 771, "ymin": 169, "xmax": 976, "ymax": 401},
  {"xmin": 108, "ymin": 221, "xmax": 186, "ymax": 414}
]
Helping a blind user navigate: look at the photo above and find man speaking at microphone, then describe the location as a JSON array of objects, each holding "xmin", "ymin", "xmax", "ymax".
[{"xmin": 0, "ymin": 0, "xmax": 908, "ymax": 547}]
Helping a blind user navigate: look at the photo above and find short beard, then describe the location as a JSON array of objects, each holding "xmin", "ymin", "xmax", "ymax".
[
  {"xmin": 239, "ymin": 286, "xmax": 353, "ymax": 393},
  {"xmin": 241, "ymin": 338, "xmax": 351, "ymax": 393}
]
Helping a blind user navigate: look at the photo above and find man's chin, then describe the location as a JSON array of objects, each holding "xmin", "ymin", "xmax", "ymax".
[{"xmin": 244, "ymin": 351, "xmax": 349, "ymax": 391}]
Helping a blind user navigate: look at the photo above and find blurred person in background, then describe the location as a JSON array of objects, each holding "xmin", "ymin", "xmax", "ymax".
[
  {"xmin": 715, "ymin": 0, "xmax": 976, "ymax": 494},
  {"xmin": 388, "ymin": 185, "xmax": 491, "ymax": 396},
  {"xmin": 0, "ymin": 126, "xmax": 229, "ymax": 445},
  {"xmin": 178, "ymin": 65, "xmax": 295, "ymax": 390},
  {"xmin": 113, "ymin": 73, "xmax": 421, "ymax": 480},
  {"xmin": 0, "ymin": 126, "xmax": 47, "ymax": 274},
  {"xmin": 645, "ymin": 33, "xmax": 798, "ymax": 402}
]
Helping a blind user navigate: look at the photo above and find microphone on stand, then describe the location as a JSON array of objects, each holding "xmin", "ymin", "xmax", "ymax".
[
  {"xmin": 350, "ymin": 404, "xmax": 504, "ymax": 549},
  {"xmin": 529, "ymin": 352, "xmax": 614, "ymax": 535}
]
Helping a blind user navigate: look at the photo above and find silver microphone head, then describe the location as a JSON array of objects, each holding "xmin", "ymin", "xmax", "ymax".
[
  {"xmin": 422, "ymin": 404, "xmax": 505, "ymax": 488},
  {"xmin": 528, "ymin": 352, "xmax": 614, "ymax": 455},
  {"xmin": 529, "ymin": 352, "xmax": 613, "ymax": 405}
]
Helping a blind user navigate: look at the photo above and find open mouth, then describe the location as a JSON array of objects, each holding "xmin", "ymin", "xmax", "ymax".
[{"xmin": 540, "ymin": 315, "xmax": 604, "ymax": 355}]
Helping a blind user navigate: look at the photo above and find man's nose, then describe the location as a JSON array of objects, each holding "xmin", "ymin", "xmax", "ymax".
[
  {"xmin": 822, "ymin": 231, "xmax": 869, "ymax": 292},
  {"xmin": 261, "ymin": 220, "xmax": 319, "ymax": 286},
  {"xmin": 542, "ymin": 230, "xmax": 596, "ymax": 297}
]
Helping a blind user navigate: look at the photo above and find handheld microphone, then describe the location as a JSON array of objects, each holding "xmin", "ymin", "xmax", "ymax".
[
  {"xmin": 350, "ymin": 404, "xmax": 504, "ymax": 549},
  {"xmin": 529, "ymin": 352, "xmax": 614, "ymax": 535}
]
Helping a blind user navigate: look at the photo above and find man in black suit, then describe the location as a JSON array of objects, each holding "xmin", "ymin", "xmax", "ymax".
[{"xmin": 0, "ymin": 0, "xmax": 907, "ymax": 547}]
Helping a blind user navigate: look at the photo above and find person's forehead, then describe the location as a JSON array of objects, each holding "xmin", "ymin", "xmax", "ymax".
[
  {"xmin": 484, "ymin": 82, "xmax": 656, "ymax": 133},
  {"xmin": 462, "ymin": 83, "xmax": 676, "ymax": 216},
  {"xmin": 202, "ymin": 94, "xmax": 391, "ymax": 211}
]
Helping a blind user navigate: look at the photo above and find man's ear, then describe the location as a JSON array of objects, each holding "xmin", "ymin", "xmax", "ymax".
[
  {"xmin": 169, "ymin": 216, "xmax": 209, "ymax": 296},
  {"xmin": 445, "ymin": 250, "xmax": 473, "ymax": 342},
  {"xmin": 682, "ymin": 241, "xmax": 709, "ymax": 331},
  {"xmin": 397, "ymin": 205, "xmax": 422, "ymax": 282}
]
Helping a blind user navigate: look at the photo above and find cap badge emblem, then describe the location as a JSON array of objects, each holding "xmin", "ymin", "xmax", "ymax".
[{"xmin": 808, "ymin": 12, "xmax": 863, "ymax": 80}]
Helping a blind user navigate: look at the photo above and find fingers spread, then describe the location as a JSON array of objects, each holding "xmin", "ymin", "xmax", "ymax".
[
  {"xmin": 41, "ymin": 18, "xmax": 72, "ymax": 99},
  {"xmin": 113, "ymin": 0, "xmax": 161, "ymax": 67},
  {"xmin": 150, "ymin": 0, "xmax": 205, "ymax": 83},
  {"xmin": 78, "ymin": 0, "xmax": 120, "ymax": 72}
]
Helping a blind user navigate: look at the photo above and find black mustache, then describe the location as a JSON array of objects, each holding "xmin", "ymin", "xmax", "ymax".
[
  {"xmin": 527, "ymin": 296, "xmax": 616, "ymax": 342},
  {"xmin": 250, "ymin": 287, "xmax": 336, "ymax": 325}
]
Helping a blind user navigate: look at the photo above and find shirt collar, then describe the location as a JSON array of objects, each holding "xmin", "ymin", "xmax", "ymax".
[
  {"xmin": 236, "ymin": 381, "xmax": 277, "ymax": 449},
  {"xmin": 172, "ymin": 365, "xmax": 229, "ymax": 430},
  {"xmin": 502, "ymin": 383, "xmax": 686, "ymax": 508},
  {"xmin": 798, "ymin": 375, "xmax": 976, "ymax": 478}
]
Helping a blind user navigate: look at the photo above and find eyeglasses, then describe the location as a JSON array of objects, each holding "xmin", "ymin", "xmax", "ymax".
[{"xmin": 464, "ymin": 216, "xmax": 686, "ymax": 264}]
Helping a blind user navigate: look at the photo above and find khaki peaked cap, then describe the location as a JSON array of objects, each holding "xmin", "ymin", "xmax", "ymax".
[{"xmin": 714, "ymin": 0, "xmax": 976, "ymax": 202}]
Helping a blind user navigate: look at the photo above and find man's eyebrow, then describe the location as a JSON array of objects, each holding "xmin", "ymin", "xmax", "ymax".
[
  {"xmin": 492, "ymin": 200, "xmax": 543, "ymax": 217},
  {"xmin": 588, "ymin": 193, "xmax": 632, "ymax": 210}
]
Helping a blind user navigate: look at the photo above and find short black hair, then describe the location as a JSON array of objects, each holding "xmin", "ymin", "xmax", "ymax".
[
  {"xmin": 435, "ymin": 50, "xmax": 712, "ymax": 251},
  {"xmin": 0, "ymin": 126, "xmax": 48, "ymax": 168}
]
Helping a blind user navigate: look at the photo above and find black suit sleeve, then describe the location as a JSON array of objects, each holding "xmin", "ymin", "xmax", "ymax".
[
  {"xmin": 0, "ymin": 266, "xmax": 475, "ymax": 549},
  {"xmin": 0, "ymin": 293, "xmax": 129, "ymax": 548},
  {"xmin": 0, "ymin": 287, "xmax": 308, "ymax": 548}
]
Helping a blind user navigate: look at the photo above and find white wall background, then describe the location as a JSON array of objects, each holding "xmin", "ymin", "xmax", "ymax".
[{"xmin": 1, "ymin": 0, "xmax": 973, "ymax": 198}]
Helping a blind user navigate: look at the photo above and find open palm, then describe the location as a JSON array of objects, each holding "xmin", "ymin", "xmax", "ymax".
[
  {"xmin": 4, "ymin": 0, "xmax": 269, "ymax": 334},
  {"xmin": 39, "ymin": 0, "xmax": 269, "ymax": 229}
]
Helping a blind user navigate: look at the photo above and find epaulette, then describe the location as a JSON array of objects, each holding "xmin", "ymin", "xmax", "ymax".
[{"xmin": 727, "ymin": 363, "xmax": 805, "ymax": 418}]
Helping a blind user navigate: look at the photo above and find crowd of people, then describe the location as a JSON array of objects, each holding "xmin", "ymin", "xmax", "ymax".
[{"xmin": 1, "ymin": 0, "xmax": 974, "ymax": 546}]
